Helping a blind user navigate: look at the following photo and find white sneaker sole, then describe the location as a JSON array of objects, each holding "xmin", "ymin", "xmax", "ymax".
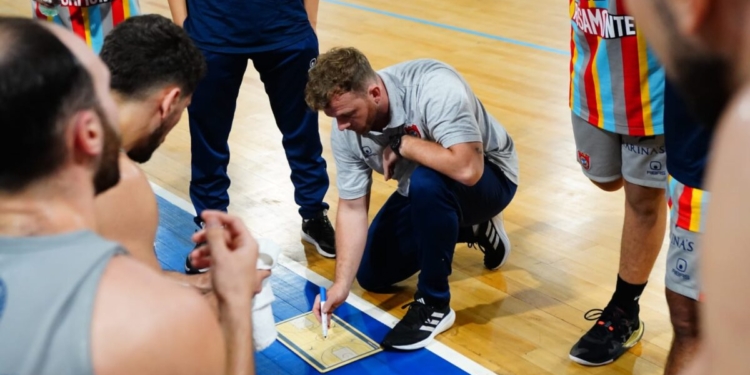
[
  {"xmin": 388, "ymin": 309, "xmax": 456, "ymax": 351},
  {"xmin": 301, "ymin": 230, "xmax": 336, "ymax": 258},
  {"xmin": 488, "ymin": 214, "xmax": 511, "ymax": 270}
]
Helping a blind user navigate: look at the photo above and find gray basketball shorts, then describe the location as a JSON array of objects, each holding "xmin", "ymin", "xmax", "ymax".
[
  {"xmin": 665, "ymin": 175, "xmax": 708, "ymax": 301},
  {"xmin": 572, "ymin": 114, "xmax": 667, "ymax": 189}
]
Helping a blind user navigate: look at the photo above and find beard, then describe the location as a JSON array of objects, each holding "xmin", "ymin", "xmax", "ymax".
[
  {"xmin": 126, "ymin": 123, "xmax": 167, "ymax": 163},
  {"xmin": 656, "ymin": 0, "xmax": 732, "ymax": 129},
  {"xmin": 93, "ymin": 106, "xmax": 122, "ymax": 195}
]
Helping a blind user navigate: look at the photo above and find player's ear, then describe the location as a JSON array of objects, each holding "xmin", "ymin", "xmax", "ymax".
[
  {"xmin": 671, "ymin": 0, "xmax": 710, "ymax": 36},
  {"xmin": 159, "ymin": 87, "xmax": 181, "ymax": 120},
  {"xmin": 368, "ymin": 84, "xmax": 380, "ymax": 101}
]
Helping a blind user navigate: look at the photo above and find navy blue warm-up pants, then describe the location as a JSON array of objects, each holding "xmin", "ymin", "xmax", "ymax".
[
  {"xmin": 356, "ymin": 162, "xmax": 517, "ymax": 307},
  {"xmin": 187, "ymin": 32, "xmax": 329, "ymax": 225}
]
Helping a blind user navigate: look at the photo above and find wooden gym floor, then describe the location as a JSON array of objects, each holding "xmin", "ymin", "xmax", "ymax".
[{"xmin": 0, "ymin": 1, "xmax": 673, "ymax": 373}]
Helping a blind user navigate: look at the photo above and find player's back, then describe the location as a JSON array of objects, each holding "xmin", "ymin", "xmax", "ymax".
[
  {"xmin": 0, "ymin": 231, "xmax": 124, "ymax": 375},
  {"xmin": 0, "ymin": 229, "xmax": 227, "ymax": 375},
  {"xmin": 569, "ymin": 0, "xmax": 665, "ymax": 136},
  {"xmin": 31, "ymin": 0, "xmax": 141, "ymax": 53}
]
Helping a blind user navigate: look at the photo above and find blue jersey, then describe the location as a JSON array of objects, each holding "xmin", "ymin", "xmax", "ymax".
[
  {"xmin": 183, "ymin": 0, "xmax": 313, "ymax": 54},
  {"xmin": 663, "ymin": 80, "xmax": 712, "ymax": 189}
]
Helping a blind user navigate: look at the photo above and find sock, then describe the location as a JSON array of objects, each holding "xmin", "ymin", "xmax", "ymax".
[
  {"xmin": 415, "ymin": 291, "xmax": 449, "ymax": 310},
  {"xmin": 610, "ymin": 274, "xmax": 646, "ymax": 317},
  {"xmin": 457, "ymin": 226, "xmax": 476, "ymax": 243}
]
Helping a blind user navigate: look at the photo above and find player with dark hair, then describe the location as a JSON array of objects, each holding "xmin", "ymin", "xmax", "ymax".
[{"xmin": 0, "ymin": 17, "xmax": 259, "ymax": 375}]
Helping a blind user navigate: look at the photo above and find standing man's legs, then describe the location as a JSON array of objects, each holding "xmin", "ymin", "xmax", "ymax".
[
  {"xmin": 663, "ymin": 177, "xmax": 704, "ymax": 375},
  {"xmin": 569, "ymin": 114, "xmax": 667, "ymax": 366},
  {"xmin": 187, "ymin": 49, "xmax": 248, "ymax": 225},
  {"xmin": 250, "ymin": 32, "xmax": 334, "ymax": 257},
  {"xmin": 357, "ymin": 163, "xmax": 517, "ymax": 350}
]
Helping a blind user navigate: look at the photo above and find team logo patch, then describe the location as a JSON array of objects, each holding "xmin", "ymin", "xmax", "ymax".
[
  {"xmin": 672, "ymin": 258, "xmax": 690, "ymax": 281},
  {"xmin": 647, "ymin": 160, "xmax": 667, "ymax": 176},
  {"xmin": 361, "ymin": 146, "xmax": 373, "ymax": 157},
  {"xmin": 577, "ymin": 150, "xmax": 591, "ymax": 170},
  {"xmin": 404, "ymin": 124, "xmax": 421, "ymax": 138}
]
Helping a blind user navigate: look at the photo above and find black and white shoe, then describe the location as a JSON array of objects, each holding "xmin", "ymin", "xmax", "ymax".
[
  {"xmin": 469, "ymin": 213, "xmax": 511, "ymax": 270},
  {"xmin": 185, "ymin": 221, "xmax": 209, "ymax": 275},
  {"xmin": 185, "ymin": 253, "xmax": 209, "ymax": 275},
  {"xmin": 381, "ymin": 296, "xmax": 456, "ymax": 351},
  {"xmin": 301, "ymin": 211, "xmax": 336, "ymax": 258}
]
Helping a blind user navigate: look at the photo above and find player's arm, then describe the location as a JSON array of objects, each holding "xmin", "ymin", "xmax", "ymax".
[
  {"xmin": 332, "ymin": 194, "xmax": 370, "ymax": 290},
  {"xmin": 91, "ymin": 256, "xmax": 228, "ymax": 375},
  {"xmin": 313, "ymin": 128, "xmax": 372, "ymax": 321},
  {"xmin": 93, "ymin": 211, "xmax": 259, "ymax": 375},
  {"xmin": 94, "ymin": 154, "xmax": 211, "ymax": 292},
  {"xmin": 311, "ymin": 193, "xmax": 369, "ymax": 322},
  {"xmin": 696, "ymin": 89, "xmax": 750, "ymax": 375},
  {"xmin": 167, "ymin": 0, "xmax": 188, "ymax": 27},
  {"xmin": 397, "ymin": 137, "xmax": 484, "ymax": 186},
  {"xmin": 395, "ymin": 72, "xmax": 484, "ymax": 186},
  {"xmin": 304, "ymin": 0, "xmax": 319, "ymax": 32}
]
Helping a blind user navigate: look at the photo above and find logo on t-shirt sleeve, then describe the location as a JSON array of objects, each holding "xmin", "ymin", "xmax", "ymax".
[{"xmin": 404, "ymin": 124, "xmax": 421, "ymax": 138}]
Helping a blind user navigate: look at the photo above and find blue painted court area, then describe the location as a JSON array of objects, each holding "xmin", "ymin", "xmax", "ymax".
[{"xmin": 153, "ymin": 195, "xmax": 472, "ymax": 375}]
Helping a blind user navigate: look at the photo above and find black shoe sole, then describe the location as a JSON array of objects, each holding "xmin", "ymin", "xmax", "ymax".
[{"xmin": 569, "ymin": 320, "xmax": 645, "ymax": 366}]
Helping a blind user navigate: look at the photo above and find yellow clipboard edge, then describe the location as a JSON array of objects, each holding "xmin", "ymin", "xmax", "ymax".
[{"xmin": 275, "ymin": 312, "xmax": 383, "ymax": 373}]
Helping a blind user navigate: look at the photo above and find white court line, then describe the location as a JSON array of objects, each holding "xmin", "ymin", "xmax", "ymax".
[{"xmin": 151, "ymin": 182, "xmax": 495, "ymax": 375}]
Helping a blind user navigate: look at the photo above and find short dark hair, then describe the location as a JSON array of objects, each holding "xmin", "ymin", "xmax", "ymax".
[
  {"xmin": 0, "ymin": 17, "xmax": 99, "ymax": 193},
  {"xmin": 100, "ymin": 14, "xmax": 206, "ymax": 99},
  {"xmin": 305, "ymin": 47, "xmax": 378, "ymax": 110}
]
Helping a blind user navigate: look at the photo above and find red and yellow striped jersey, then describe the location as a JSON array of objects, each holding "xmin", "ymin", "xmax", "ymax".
[
  {"xmin": 31, "ymin": 0, "xmax": 140, "ymax": 54},
  {"xmin": 569, "ymin": 0, "xmax": 665, "ymax": 136}
]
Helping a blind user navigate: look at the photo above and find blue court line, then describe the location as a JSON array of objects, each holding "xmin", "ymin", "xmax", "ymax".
[
  {"xmin": 323, "ymin": 0, "xmax": 568, "ymax": 56},
  {"xmin": 152, "ymin": 195, "xmax": 472, "ymax": 375}
]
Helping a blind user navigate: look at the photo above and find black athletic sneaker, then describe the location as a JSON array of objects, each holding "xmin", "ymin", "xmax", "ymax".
[
  {"xmin": 469, "ymin": 213, "xmax": 511, "ymax": 270},
  {"xmin": 301, "ymin": 211, "xmax": 336, "ymax": 258},
  {"xmin": 381, "ymin": 296, "xmax": 456, "ymax": 351},
  {"xmin": 569, "ymin": 304, "xmax": 645, "ymax": 366},
  {"xmin": 185, "ymin": 221, "xmax": 209, "ymax": 275}
]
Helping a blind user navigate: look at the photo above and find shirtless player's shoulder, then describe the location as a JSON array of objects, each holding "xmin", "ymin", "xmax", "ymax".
[{"xmin": 95, "ymin": 153, "xmax": 160, "ymax": 270}]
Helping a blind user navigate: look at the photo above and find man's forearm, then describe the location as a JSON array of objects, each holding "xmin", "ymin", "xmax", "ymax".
[
  {"xmin": 334, "ymin": 196, "xmax": 369, "ymax": 289},
  {"xmin": 399, "ymin": 136, "xmax": 484, "ymax": 186},
  {"xmin": 219, "ymin": 301, "xmax": 254, "ymax": 375},
  {"xmin": 167, "ymin": 0, "xmax": 188, "ymax": 26},
  {"xmin": 304, "ymin": 0, "xmax": 319, "ymax": 30}
]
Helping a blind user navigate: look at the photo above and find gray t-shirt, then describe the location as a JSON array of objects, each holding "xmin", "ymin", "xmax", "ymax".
[
  {"xmin": 0, "ymin": 230, "xmax": 125, "ymax": 375},
  {"xmin": 331, "ymin": 59, "xmax": 519, "ymax": 200}
]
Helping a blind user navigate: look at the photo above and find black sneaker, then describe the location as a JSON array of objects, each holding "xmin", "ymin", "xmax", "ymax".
[
  {"xmin": 301, "ymin": 211, "xmax": 335, "ymax": 258},
  {"xmin": 569, "ymin": 304, "xmax": 645, "ymax": 366},
  {"xmin": 381, "ymin": 296, "xmax": 456, "ymax": 351},
  {"xmin": 468, "ymin": 213, "xmax": 511, "ymax": 270},
  {"xmin": 185, "ymin": 252, "xmax": 209, "ymax": 274},
  {"xmin": 185, "ymin": 221, "xmax": 209, "ymax": 275}
]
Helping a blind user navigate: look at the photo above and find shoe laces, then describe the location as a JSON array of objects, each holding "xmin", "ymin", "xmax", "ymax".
[
  {"xmin": 401, "ymin": 300, "xmax": 435, "ymax": 325},
  {"xmin": 583, "ymin": 306, "xmax": 628, "ymax": 341},
  {"xmin": 308, "ymin": 214, "xmax": 334, "ymax": 236},
  {"xmin": 467, "ymin": 242, "xmax": 486, "ymax": 253}
]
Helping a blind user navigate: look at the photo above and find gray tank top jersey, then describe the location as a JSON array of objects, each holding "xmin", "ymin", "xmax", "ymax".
[{"xmin": 0, "ymin": 230, "xmax": 126, "ymax": 375}]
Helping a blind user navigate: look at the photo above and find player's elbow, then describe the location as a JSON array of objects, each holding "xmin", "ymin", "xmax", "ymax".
[{"xmin": 455, "ymin": 164, "xmax": 483, "ymax": 186}]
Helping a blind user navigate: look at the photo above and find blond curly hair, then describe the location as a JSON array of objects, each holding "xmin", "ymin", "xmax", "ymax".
[{"xmin": 305, "ymin": 47, "xmax": 378, "ymax": 110}]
